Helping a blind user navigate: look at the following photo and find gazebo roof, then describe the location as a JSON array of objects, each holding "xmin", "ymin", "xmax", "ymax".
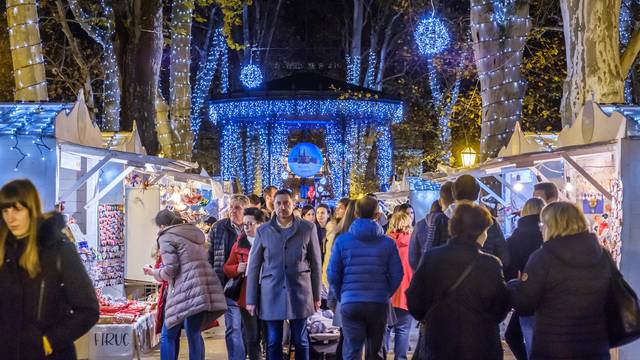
[{"xmin": 209, "ymin": 72, "xmax": 404, "ymax": 124}]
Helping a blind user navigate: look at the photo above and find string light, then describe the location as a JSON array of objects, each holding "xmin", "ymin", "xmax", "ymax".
[
  {"xmin": 6, "ymin": 0, "xmax": 48, "ymax": 101},
  {"xmin": 68, "ymin": 0, "xmax": 120, "ymax": 130},
  {"xmin": 209, "ymin": 98, "xmax": 403, "ymax": 125},
  {"xmin": 346, "ymin": 54, "xmax": 361, "ymax": 85},
  {"xmin": 191, "ymin": 28, "xmax": 227, "ymax": 144},
  {"xmin": 240, "ymin": 64, "xmax": 263, "ymax": 89},
  {"xmin": 470, "ymin": 0, "xmax": 530, "ymax": 158},
  {"xmin": 169, "ymin": 0, "xmax": 194, "ymax": 160},
  {"xmin": 365, "ymin": 49, "xmax": 376, "ymax": 89},
  {"xmin": 414, "ymin": 15, "xmax": 450, "ymax": 56},
  {"xmin": 620, "ymin": 0, "xmax": 634, "ymax": 103},
  {"xmin": 376, "ymin": 121, "xmax": 392, "ymax": 187}
]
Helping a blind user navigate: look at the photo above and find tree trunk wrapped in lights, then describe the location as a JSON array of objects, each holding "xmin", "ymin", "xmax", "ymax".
[
  {"xmin": 470, "ymin": 0, "xmax": 530, "ymax": 159},
  {"xmin": 68, "ymin": 0, "xmax": 121, "ymax": 131},
  {"xmin": 6, "ymin": 0, "xmax": 48, "ymax": 101},
  {"xmin": 169, "ymin": 0, "xmax": 194, "ymax": 161},
  {"xmin": 560, "ymin": 0, "xmax": 624, "ymax": 126}
]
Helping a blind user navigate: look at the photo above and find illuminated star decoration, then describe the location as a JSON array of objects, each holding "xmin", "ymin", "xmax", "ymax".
[
  {"xmin": 240, "ymin": 64, "xmax": 263, "ymax": 89},
  {"xmin": 414, "ymin": 15, "xmax": 450, "ymax": 57}
]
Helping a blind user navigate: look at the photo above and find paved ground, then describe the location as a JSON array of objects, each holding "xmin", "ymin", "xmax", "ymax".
[{"xmin": 140, "ymin": 320, "xmax": 517, "ymax": 359}]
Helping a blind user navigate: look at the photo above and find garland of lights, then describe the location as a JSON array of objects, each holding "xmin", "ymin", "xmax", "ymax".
[
  {"xmin": 217, "ymin": 116, "xmax": 395, "ymax": 197},
  {"xmin": 376, "ymin": 121, "xmax": 393, "ymax": 187},
  {"xmin": 325, "ymin": 121, "xmax": 345, "ymax": 198},
  {"xmin": 68, "ymin": 0, "xmax": 120, "ymax": 130},
  {"xmin": 244, "ymin": 126, "xmax": 256, "ymax": 194},
  {"xmin": 621, "ymin": 0, "xmax": 634, "ymax": 103},
  {"xmin": 169, "ymin": 0, "xmax": 194, "ymax": 159},
  {"xmin": 346, "ymin": 55, "xmax": 361, "ymax": 85},
  {"xmin": 191, "ymin": 28, "xmax": 226, "ymax": 143},
  {"xmin": 240, "ymin": 63, "xmax": 264, "ymax": 89},
  {"xmin": 209, "ymin": 99, "xmax": 403, "ymax": 125},
  {"xmin": 6, "ymin": 0, "xmax": 48, "ymax": 101},
  {"xmin": 365, "ymin": 49, "xmax": 377, "ymax": 89},
  {"xmin": 491, "ymin": 0, "xmax": 514, "ymax": 26},
  {"xmin": 257, "ymin": 122, "xmax": 269, "ymax": 190}
]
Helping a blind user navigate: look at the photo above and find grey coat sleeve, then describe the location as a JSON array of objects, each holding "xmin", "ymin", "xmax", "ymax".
[
  {"xmin": 154, "ymin": 236, "xmax": 179, "ymax": 281},
  {"xmin": 307, "ymin": 224, "xmax": 322, "ymax": 302},
  {"xmin": 245, "ymin": 232, "xmax": 265, "ymax": 306}
]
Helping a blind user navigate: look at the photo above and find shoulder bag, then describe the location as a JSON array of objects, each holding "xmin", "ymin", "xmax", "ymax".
[{"xmin": 605, "ymin": 254, "xmax": 640, "ymax": 347}]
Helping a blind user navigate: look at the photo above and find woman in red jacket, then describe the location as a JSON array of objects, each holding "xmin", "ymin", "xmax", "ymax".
[
  {"xmin": 385, "ymin": 211, "xmax": 414, "ymax": 360},
  {"xmin": 223, "ymin": 207, "xmax": 265, "ymax": 360}
]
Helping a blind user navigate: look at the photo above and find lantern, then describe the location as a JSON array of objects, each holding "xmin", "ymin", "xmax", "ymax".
[{"xmin": 461, "ymin": 147, "xmax": 477, "ymax": 167}]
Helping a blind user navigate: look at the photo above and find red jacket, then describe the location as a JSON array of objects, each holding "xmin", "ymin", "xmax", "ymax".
[
  {"xmin": 389, "ymin": 231, "xmax": 413, "ymax": 310},
  {"xmin": 223, "ymin": 235, "xmax": 252, "ymax": 309}
]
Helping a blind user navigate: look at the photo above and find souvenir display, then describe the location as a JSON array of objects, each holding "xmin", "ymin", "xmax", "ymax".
[{"xmin": 97, "ymin": 204, "xmax": 125, "ymax": 287}]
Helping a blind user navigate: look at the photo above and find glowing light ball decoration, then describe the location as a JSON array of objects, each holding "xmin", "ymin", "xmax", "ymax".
[
  {"xmin": 240, "ymin": 64, "xmax": 263, "ymax": 89},
  {"xmin": 414, "ymin": 15, "xmax": 450, "ymax": 56}
]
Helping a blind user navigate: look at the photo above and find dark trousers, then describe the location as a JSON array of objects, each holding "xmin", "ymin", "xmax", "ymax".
[
  {"xmin": 240, "ymin": 308, "xmax": 262, "ymax": 360},
  {"xmin": 505, "ymin": 312, "xmax": 528, "ymax": 360},
  {"xmin": 264, "ymin": 319, "xmax": 309, "ymax": 360},
  {"xmin": 341, "ymin": 302, "xmax": 388, "ymax": 360}
]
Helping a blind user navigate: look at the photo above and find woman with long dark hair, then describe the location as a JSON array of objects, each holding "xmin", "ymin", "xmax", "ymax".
[{"xmin": 0, "ymin": 179, "xmax": 99, "ymax": 360}]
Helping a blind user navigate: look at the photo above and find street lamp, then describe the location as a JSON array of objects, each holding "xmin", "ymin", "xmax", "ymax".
[{"xmin": 461, "ymin": 147, "xmax": 477, "ymax": 167}]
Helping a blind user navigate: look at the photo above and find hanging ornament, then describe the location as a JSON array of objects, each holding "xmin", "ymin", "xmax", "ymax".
[
  {"xmin": 414, "ymin": 15, "xmax": 450, "ymax": 56},
  {"xmin": 240, "ymin": 64, "xmax": 263, "ymax": 89}
]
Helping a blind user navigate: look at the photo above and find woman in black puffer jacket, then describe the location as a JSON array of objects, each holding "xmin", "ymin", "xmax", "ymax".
[
  {"xmin": 508, "ymin": 202, "xmax": 611, "ymax": 360},
  {"xmin": 0, "ymin": 179, "xmax": 99, "ymax": 360}
]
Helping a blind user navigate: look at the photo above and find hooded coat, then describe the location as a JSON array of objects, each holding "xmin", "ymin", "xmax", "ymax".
[
  {"xmin": 327, "ymin": 218, "xmax": 404, "ymax": 305},
  {"xmin": 508, "ymin": 231, "xmax": 611, "ymax": 360},
  {"xmin": 0, "ymin": 213, "xmax": 99, "ymax": 360},
  {"xmin": 406, "ymin": 237, "xmax": 509, "ymax": 360},
  {"xmin": 153, "ymin": 224, "xmax": 227, "ymax": 330},
  {"xmin": 504, "ymin": 214, "xmax": 543, "ymax": 281},
  {"xmin": 245, "ymin": 217, "xmax": 322, "ymax": 321}
]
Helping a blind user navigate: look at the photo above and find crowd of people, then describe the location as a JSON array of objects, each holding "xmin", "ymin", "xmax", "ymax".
[{"xmin": 0, "ymin": 177, "xmax": 634, "ymax": 360}]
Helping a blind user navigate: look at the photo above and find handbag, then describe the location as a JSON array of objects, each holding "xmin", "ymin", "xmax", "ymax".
[
  {"xmin": 224, "ymin": 276, "xmax": 244, "ymax": 301},
  {"xmin": 605, "ymin": 254, "xmax": 640, "ymax": 347}
]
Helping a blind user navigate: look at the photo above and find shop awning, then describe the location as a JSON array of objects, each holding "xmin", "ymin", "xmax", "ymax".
[
  {"xmin": 424, "ymin": 140, "xmax": 618, "ymax": 204},
  {"xmin": 58, "ymin": 142, "xmax": 198, "ymax": 205}
]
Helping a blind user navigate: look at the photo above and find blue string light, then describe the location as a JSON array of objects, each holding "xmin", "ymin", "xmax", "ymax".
[
  {"xmin": 415, "ymin": 15, "xmax": 450, "ymax": 56},
  {"xmin": 212, "ymin": 97, "xmax": 402, "ymax": 196},
  {"xmin": 365, "ymin": 49, "xmax": 376, "ymax": 89},
  {"xmin": 346, "ymin": 54, "xmax": 361, "ymax": 85},
  {"xmin": 191, "ymin": 28, "xmax": 226, "ymax": 143},
  {"xmin": 240, "ymin": 64, "xmax": 263, "ymax": 89},
  {"xmin": 209, "ymin": 98, "xmax": 403, "ymax": 125}
]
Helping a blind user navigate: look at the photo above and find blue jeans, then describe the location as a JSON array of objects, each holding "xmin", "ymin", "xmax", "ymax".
[
  {"xmin": 341, "ymin": 302, "xmax": 388, "ymax": 360},
  {"xmin": 384, "ymin": 308, "xmax": 414, "ymax": 360},
  {"xmin": 520, "ymin": 315, "xmax": 536, "ymax": 359},
  {"xmin": 160, "ymin": 312, "xmax": 205, "ymax": 360},
  {"xmin": 225, "ymin": 299, "xmax": 246, "ymax": 360},
  {"xmin": 264, "ymin": 319, "xmax": 309, "ymax": 360}
]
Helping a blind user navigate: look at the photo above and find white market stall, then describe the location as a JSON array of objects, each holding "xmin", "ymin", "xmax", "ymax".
[{"xmin": 427, "ymin": 101, "xmax": 640, "ymax": 358}]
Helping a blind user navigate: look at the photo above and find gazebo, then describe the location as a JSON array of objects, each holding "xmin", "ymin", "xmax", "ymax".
[{"xmin": 208, "ymin": 72, "xmax": 404, "ymax": 197}]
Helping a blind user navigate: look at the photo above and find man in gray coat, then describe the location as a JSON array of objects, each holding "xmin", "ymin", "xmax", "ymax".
[{"xmin": 246, "ymin": 189, "xmax": 322, "ymax": 360}]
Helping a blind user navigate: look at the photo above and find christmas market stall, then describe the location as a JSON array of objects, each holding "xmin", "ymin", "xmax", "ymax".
[{"xmin": 427, "ymin": 101, "xmax": 640, "ymax": 357}]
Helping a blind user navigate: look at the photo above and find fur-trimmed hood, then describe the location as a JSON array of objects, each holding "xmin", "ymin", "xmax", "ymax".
[{"xmin": 37, "ymin": 212, "xmax": 67, "ymax": 248}]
